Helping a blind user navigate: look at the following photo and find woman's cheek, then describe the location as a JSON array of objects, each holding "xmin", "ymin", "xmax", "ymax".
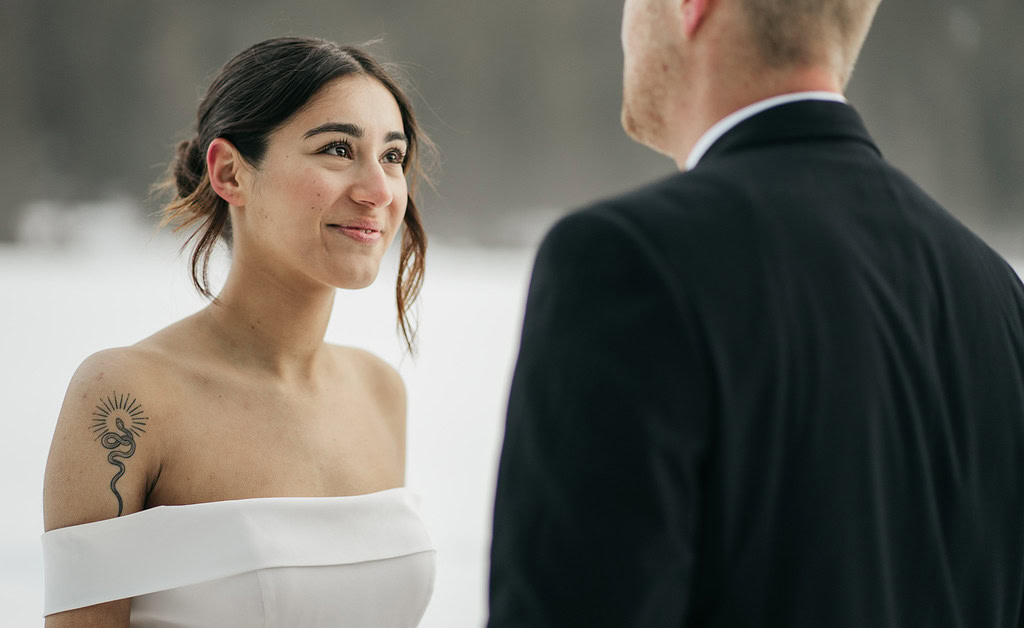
[
  {"xmin": 390, "ymin": 178, "xmax": 408, "ymax": 214},
  {"xmin": 390, "ymin": 192, "xmax": 408, "ymax": 234},
  {"xmin": 299, "ymin": 175, "xmax": 336, "ymax": 214}
]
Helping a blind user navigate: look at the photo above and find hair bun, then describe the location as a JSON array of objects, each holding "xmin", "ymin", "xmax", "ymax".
[{"xmin": 172, "ymin": 137, "xmax": 205, "ymax": 198}]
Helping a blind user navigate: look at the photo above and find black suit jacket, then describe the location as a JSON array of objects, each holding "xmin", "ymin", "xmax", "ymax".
[{"xmin": 488, "ymin": 101, "xmax": 1024, "ymax": 627}]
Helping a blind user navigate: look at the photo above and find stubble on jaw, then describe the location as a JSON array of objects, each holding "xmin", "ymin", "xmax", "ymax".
[
  {"xmin": 620, "ymin": 0, "xmax": 683, "ymax": 157},
  {"xmin": 621, "ymin": 57, "xmax": 677, "ymax": 157}
]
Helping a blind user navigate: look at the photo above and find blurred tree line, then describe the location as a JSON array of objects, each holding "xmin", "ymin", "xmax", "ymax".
[{"xmin": 0, "ymin": 0, "xmax": 1021, "ymax": 250}]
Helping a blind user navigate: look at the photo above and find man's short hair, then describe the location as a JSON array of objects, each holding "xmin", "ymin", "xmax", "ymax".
[{"xmin": 739, "ymin": 0, "xmax": 881, "ymax": 81}]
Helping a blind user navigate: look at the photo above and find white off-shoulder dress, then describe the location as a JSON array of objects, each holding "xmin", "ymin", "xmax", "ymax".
[{"xmin": 41, "ymin": 488, "xmax": 436, "ymax": 627}]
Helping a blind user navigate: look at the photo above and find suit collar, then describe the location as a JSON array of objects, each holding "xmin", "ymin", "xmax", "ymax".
[
  {"xmin": 685, "ymin": 92, "xmax": 848, "ymax": 170},
  {"xmin": 692, "ymin": 100, "xmax": 882, "ymax": 169}
]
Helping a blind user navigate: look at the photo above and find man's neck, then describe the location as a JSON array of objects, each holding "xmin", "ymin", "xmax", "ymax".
[{"xmin": 671, "ymin": 64, "xmax": 843, "ymax": 170}]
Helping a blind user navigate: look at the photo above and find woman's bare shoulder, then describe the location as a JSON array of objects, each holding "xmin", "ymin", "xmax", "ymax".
[
  {"xmin": 331, "ymin": 344, "xmax": 405, "ymax": 398},
  {"xmin": 66, "ymin": 346, "xmax": 185, "ymax": 418},
  {"xmin": 329, "ymin": 345, "xmax": 407, "ymax": 474},
  {"xmin": 328, "ymin": 345, "xmax": 406, "ymax": 425},
  {"xmin": 43, "ymin": 346, "xmax": 178, "ymax": 532},
  {"xmin": 77, "ymin": 344, "xmax": 174, "ymax": 379}
]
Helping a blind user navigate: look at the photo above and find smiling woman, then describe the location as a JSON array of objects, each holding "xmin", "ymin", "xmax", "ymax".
[
  {"xmin": 42, "ymin": 38, "xmax": 437, "ymax": 628},
  {"xmin": 204, "ymin": 74, "xmax": 413, "ymax": 293},
  {"xmin": 163, "ymin": 38, "xmax": 429, "ymax": 351}
]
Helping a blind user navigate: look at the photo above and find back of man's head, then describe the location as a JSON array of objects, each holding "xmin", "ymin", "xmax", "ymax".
[
  {"xmin": 738, "ymin": 0, "xmax": 881, "ymax": 86},
  {"xmin": 620, "ymin": 0, "xmax": 883, "ymax": 162}
]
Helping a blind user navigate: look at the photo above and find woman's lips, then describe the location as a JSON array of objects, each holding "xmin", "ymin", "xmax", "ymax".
[{"xmin": 328, "ymin": 224, "xmax": 382, "ymax": 243}]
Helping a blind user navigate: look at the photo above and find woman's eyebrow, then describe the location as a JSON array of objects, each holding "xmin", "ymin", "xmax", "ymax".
[
  {"xmin": 304, "ymin": 122, "xmax": 362, "ymax": 139},
  {"xmin": 304, "ymin": 122, "xmax": 407, "ymax": 145}
]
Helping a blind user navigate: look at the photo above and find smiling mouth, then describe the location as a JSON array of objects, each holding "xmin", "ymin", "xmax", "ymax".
[
  {"xmin": 327, "ymin": 223, "xmax": 381, "ymax": 232},
  {"xmin": 327, "ymin": 224, "xmax": 383, "ymax": 243}
]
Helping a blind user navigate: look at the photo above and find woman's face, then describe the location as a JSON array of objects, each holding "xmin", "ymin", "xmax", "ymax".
[{"xmin": 236, "ymin": 74, "xmax": 410, "ymax": 291}]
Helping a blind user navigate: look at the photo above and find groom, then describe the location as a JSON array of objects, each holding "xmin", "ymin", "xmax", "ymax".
[{"xmin": 489, "ymin": 0, "xmax": 1024, "ymax": 626}]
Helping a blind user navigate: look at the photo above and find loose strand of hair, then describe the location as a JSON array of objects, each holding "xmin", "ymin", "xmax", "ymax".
[
  {"xmin": 397, "ymin": 200, "xmax": 427, "ymax": 355},
  {"xmin": 159, "ymin": 172, "xmax": 228, "ymax": 300}
]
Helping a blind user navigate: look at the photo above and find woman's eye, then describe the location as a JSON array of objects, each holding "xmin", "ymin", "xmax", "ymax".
[
  {"xmin": 323, "ymin": 141, "xmax": 351, "ymax": 158},
  {"xmin": 383, "ymin": 149, "xmax": 406, "ymax": 165}
]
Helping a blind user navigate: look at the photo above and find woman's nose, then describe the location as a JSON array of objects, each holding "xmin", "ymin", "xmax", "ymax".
[{"xmin": 349, "ymin": 160, "xmax": 394, "ymax": 209}]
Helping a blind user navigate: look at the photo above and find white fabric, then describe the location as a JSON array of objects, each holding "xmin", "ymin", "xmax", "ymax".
[
  {"xmin": 42, "ymin": 487, "xmax": 436, "ymax": 627},
  {"xmin": 684, "ymin": 91, "xmax": 848, "ymax": 171}
]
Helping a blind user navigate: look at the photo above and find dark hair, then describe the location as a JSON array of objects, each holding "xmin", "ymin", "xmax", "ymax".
[{"xmin": 160, "ymin": 37, "xmax": 430, "ymax": 352}]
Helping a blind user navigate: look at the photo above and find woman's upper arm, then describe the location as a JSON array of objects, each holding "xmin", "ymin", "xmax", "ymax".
[
  {"xmin": 45, "ymin": 599, "xmax": 132, "ymax": 627},
  {"xmin": 44, "ymin": 349, "xmax": 162, "ymax": 528},
  {"xmin": 43, "ymin": 349, "xmax": 164, "ymax": 625}
]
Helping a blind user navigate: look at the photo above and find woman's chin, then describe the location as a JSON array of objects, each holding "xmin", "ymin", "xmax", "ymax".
[{"xmin": 328, "ymin": 267, "xmax": 380, "ymax": 291}]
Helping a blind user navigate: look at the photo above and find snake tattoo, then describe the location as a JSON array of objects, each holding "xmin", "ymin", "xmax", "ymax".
[
  {"xmin": 100, "ymin": 419, "xmax": 136, "ymax": 516},
  {"xmin": 91, "ymin": 392, "xmax": 148, "ymax": 517}
]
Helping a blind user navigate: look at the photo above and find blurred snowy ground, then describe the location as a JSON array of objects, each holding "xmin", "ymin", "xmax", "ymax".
[{"xmin": 0, "ymin": 211, "xmax": 538, "ymax": 627}]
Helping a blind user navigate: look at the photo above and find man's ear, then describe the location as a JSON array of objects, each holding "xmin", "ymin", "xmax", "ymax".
[
  {"xmin": 207, "ymin": 138, "xmax": 250, "ymax": 207},
  {"xmin": 681, "ymin": 0, "xmax": 711, "ymax": 37}
]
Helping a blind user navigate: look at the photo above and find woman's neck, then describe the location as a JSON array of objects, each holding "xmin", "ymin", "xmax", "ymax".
[{"xmin": 201, "ymin": 254, "xmax": 337, "ymax": 383}]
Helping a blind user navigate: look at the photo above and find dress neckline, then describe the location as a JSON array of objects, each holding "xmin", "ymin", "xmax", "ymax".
[
  {"xmin": 44, "ymin": 486, "xmax": 410, "ymax": 530},
  {"xmin": 144, "ymin": 486, "xmax": 409, "ymax": 512},
  {"xmin": 42, "ymin": 485, "xmax": 433, "ymax": 615}
]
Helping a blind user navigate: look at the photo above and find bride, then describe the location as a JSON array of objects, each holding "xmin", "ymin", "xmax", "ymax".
[{"xmin": 42, "ymin": 37, "xmax": 434, "ymax": 627}]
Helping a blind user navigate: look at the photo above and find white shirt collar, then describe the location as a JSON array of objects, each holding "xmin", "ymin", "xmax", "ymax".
[{"xmin": 684, "ymin": 91, "xmax": 848, "ymax": 171}]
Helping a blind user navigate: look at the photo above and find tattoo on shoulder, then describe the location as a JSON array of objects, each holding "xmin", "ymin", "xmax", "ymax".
[{"xmin": 89, "ymin": 392, "xmax": 149, "ymax": 516}]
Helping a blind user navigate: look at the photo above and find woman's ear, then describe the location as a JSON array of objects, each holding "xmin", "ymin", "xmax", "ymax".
[{"xmin": 207, "ymin": 138, "xmax": 250, "ymax": 206}]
